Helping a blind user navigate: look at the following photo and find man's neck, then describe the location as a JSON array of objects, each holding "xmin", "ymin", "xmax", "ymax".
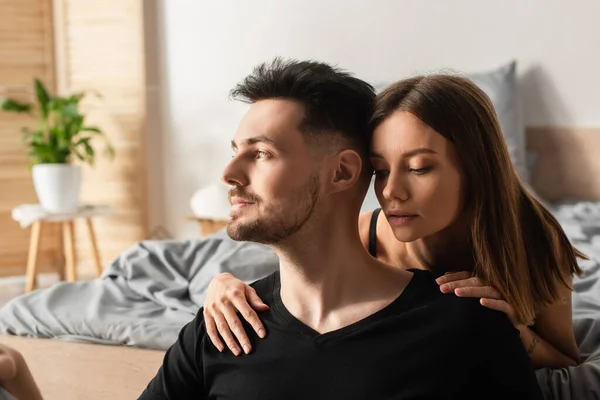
[{"xmin": 272, "ymin": 216, "xmax": 412, "ymax": 334}]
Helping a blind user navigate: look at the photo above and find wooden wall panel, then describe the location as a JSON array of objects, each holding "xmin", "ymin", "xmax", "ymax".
[
  {"xmin": 55, "ymin": 0, "xmax": 148, "ymax": 275},
  {"xmin": 0, "ymin": 0, "xmax": 148, "ymax": 278},
  {"xmin": 0, "ymin": 0, "xmax": 61, "ymax": 276}
]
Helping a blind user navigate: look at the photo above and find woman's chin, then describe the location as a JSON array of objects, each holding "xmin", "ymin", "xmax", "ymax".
[{"xmin": 390, "ymin": 228, "xmax": 423, "ymax": 243}]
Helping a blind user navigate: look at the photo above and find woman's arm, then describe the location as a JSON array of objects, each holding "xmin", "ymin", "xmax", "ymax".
[
  {"xmin": 437, "ymin": 272, "xmax": 580, "ymax": 368},
  {"xmin": 202, "ymin": 273, "xmax": 269, "ymax": 355},
  {"xmin": 521, "ymin": 273, "xmax": 580, "ymax": 368}
]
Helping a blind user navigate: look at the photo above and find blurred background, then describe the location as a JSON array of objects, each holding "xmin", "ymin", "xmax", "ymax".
[{"xmin": 1, "ymin": 0, "xmax": 599, "ymax": 281}]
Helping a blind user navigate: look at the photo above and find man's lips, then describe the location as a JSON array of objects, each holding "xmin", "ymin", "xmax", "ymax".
[{"xmin": 230, "ymin": 197, "xmax": 255, "ymax": 209}]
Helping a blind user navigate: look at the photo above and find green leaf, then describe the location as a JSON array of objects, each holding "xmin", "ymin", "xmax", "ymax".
[
  {"xmin": 68, "ymin": 115, "xmax": 84, "ymax": 138},
  {"xmin": 34, "ymin": 79, "xmax": 51, "ymax": 119},
  {"xmin": 48, "ymin": 125, "xmax": 65, "ymax": 141},
  {"xmin": 56, "ymin": 147, "xmax": 71, "ymax": 163},
  {"xmin": 68, "ymin": 92, "xmax": 85, "ymax": 103},
  {"xmin": 62, "ymin": 102, "xmax": 80, "ymax": 119},
  {"xmin": 46, "ymin": 98, "xmax": 61, "ymax": 112},
  {"xmin": 0, "ymin": 98, "xmax": 32, "ymax": 113},
  {"xmin": 73, "ymin": 147, "xmax": 85, "ymax": 161},
  {"xmin": 73, "ymin": 136, "xmax": 91, "ymax": 148},
  {"xmin": 81, "ymin": 126, "xmax": 103, "ymax": 134},
  {"xmin": 83, "ymin": 141, "xmax": 95, "ymax": 166},
  {"xmin": 105, "ymin": 143, "xmax": 116, "ymax": 160},
  {"xmin": 24, "ymin": 131, "xmax": 45, "ymax": 146},
  {"xmin": 31, "ymin": 142, "xmax": 55, "ymax": 163}
]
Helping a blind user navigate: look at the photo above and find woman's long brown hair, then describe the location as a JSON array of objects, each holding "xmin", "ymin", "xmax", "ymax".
[{"xmin": 371, "ymin": 75, "xmax": 585, "ymax": 325}]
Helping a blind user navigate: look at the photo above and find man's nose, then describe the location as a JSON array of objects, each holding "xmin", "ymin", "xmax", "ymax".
[{"xmin": 221, "ymin": 156, "xmax": 248, "ymax": 187}]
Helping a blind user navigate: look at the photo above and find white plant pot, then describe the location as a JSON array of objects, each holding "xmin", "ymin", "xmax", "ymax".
[{"xmin": 32, "ymin": 164, "xmax": 82, "ymax": 213}]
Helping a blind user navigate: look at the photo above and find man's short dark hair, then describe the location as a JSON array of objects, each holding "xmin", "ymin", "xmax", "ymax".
[{"xmin": 230, "ymin": 58, "xmax": 375, "ymax": 154}]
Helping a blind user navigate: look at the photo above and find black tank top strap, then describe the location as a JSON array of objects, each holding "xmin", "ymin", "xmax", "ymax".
[{"xmin": 368, "ymin": 208, "xmax": 382, "ymax": 257}]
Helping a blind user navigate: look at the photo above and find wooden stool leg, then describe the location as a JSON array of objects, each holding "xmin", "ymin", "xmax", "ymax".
[
  {"xmin": 25, "ymin": 221, "xmax": 43, "ymax": 293},
  {"xmin": 86, "ymin": 218, "xmax": 103, "ymax": 277},
  {"xmin": 56, "ymin": 223, "xmax": 65, "ymax": 281},
  {"xmin": 63, "ymin": 221, "xmax": 77, "ymax": 282}
]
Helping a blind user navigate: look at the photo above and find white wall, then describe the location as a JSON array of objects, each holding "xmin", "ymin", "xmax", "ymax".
[{"xmin": 157, "ymin": 0, "xmax": 600, "ymax": 238}]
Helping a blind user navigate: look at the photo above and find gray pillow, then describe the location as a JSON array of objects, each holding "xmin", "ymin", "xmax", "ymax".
[
  {"xmin": 362, "ymin": 61, "xmax": 528, "ymax": 213},
  {"xmin": 468, "ymin": 61, "xmax": 527, "ymax": 181}
]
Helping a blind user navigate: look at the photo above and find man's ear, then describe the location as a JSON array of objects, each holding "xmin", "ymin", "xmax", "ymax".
[{"xmin": 329, "ymin": 149, "xmax": 363, "ymax": 193}]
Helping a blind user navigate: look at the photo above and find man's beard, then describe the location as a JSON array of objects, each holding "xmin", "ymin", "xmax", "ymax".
[{"xmin": 227, "ymin": 175, "xmax": 319, "ymax": 244}]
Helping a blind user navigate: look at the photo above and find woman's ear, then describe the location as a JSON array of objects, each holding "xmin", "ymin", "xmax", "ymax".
[{"xmin": 329, "ymin": 149, "xmax": 363, "ymax": 193}]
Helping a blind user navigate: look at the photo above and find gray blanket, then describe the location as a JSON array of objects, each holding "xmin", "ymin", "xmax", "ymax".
[
  {"xmin": 535, "ymin": 203, "xmax": 600, "ymax": 399},
  {"xmin": 0, "ymin": 230, "xmax": 279, "ymax": 349},
  {"xmin": 1, "ymin": 204, "xmax": 600, "ymax": 399}
]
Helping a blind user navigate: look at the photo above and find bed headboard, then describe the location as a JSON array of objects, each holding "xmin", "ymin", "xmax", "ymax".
[{"xmin": 527, "ymin": 127, "xmax": 600, "ymax": 202}]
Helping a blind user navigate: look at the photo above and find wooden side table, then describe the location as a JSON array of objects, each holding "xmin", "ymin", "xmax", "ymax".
[{"xmin": 12, "ymin": 204, "xmax": 112, "ymax": 293}]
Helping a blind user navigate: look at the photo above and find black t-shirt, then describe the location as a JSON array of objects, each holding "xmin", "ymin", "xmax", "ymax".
[{"xmin": 139, "ymin": 270, "xmax": 543, "ymax": 400}]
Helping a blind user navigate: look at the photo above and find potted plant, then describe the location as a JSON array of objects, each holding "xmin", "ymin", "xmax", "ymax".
[{"xmin": 0, "ymin": 79, "xmax": 114, "ymax": 213}]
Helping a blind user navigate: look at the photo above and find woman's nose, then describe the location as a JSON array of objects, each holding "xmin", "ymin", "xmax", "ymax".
[{"xmin": 381, "ymin": 172, "xmax": 410, "ymax": 202}]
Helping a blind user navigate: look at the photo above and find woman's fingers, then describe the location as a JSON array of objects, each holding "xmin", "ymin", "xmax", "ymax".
[
  {"xmin": 480, "ymin": 298, "xmax": 518, "ymax": 326},
  {"xmin": 247, "ymin": 286, "xmax": 270, "ymax": 312},
  {"xmin": 221, "ymin": 303, "xmax": 253, "ymax": 355},
  {"xmin": 435, "ymin": 271, "xmax": 471, "ymax": 285},
  {"xmin": 454, "ymin": 286, "xmax": 501, "ymax": 299},
  {"xmin": 234, "ymin": 290, "xmax": 267, "ymax": 338},
  {"xmin": 438, "ymin": 276, "xmax": 484, "ymax": 293},
  {"xmin": 203, "ymin": 310, "xmax": 225, "ymax": 352},
  {"xmin": 480, "ymin": 297, "xmax": 510, "ymax": 313},
  {"xmin": 213, "ymin": 310, "xmax": 242, "ymax": 356}
]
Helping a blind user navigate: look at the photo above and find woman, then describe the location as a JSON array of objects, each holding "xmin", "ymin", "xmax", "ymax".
[{"xmin": 202, "ymin": 74, "xmax": 585, "ymax": 369}]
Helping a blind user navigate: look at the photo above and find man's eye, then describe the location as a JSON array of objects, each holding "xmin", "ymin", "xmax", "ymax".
[
  {"xmin": 256, "ymin": 151, "xmax": 268, "ymax": 159},
  {"xmin": 373, "ymin": 170, "xmax": 389, "ymax": 179}
]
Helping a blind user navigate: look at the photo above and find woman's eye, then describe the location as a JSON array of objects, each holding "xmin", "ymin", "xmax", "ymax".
[{"xmin": 408, "ymin": 167, "xmax": 432, "ymax": 175}]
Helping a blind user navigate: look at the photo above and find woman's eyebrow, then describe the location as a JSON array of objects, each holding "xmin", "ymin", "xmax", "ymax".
[
  {"xmin": 402, "ymin": 148, "xmax": 437, "ymax": 157},
  {"xmin": 370, "ymin": 148, "xmax": 437, "ymax": 159}
]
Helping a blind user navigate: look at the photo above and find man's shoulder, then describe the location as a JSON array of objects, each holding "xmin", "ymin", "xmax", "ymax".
[
  {"xmin": 406, "ymin": 271, "xmax": 514, "ymax": 333},
  {"xmin": 248, "ymin": 271, "xmax": 279, "ymax": 300},
  {"xmin": 435, "ymin": 293, "xmax": 516, "ymax": 337}
]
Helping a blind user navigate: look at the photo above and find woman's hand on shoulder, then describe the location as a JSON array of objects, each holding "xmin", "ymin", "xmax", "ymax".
[
  {"xmin": 203, "ymin": 273, "xmax": 269, "ymax": 355},
  {"xmin": 436, "ymin": 271, "xmax": 519, "ymax": 327}
]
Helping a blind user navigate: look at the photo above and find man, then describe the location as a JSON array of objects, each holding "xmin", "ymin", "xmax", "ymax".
[
  {"xmin": 0, "ymin": 344, "xmax": 43, "ymax": 400},
  {"xmin": 139, "ymin": 58, "xmax": 543, "ymax": 399}
]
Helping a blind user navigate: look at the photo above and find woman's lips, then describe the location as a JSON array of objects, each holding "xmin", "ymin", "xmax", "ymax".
[{"xmin": 387, "ymin": 214, "xmax": 418, "ymax": 226}]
